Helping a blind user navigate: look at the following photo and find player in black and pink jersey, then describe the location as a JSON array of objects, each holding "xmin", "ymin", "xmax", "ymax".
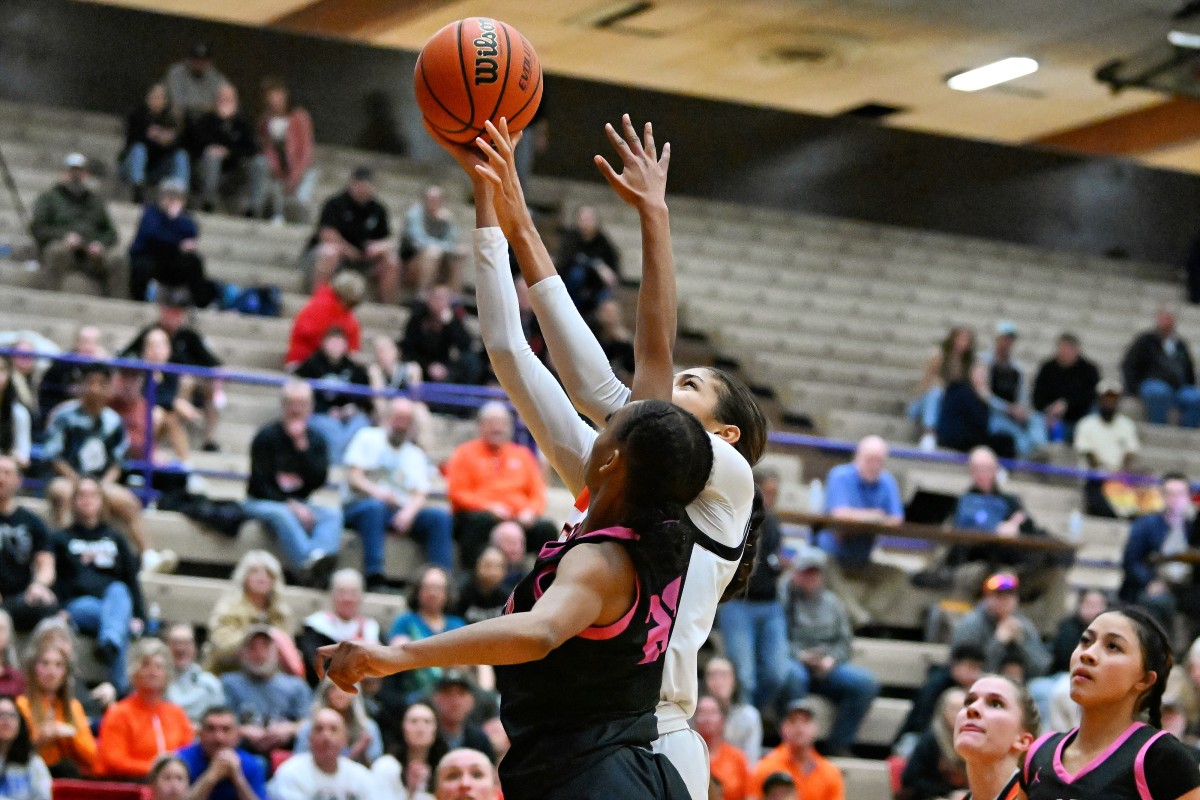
[
  {"xmin": 953, "ymin": 675, "xmax": 1040, "ymax": 800},
  {"xmin": 1019, "ymin": 606, "xmax": 1200, "ymax": 800},
  {"xmin": 320, "ymin": 398, "xmax": 712, "ymax": 800}
]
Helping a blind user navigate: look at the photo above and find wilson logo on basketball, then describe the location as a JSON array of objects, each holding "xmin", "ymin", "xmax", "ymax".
[
  {"xmin": 518, "ymin": 37, "xmax": 533, "ymax": 91},
  {"xmin": 473, "ymin": 18, "xmax": 499, "ymax": 85}
]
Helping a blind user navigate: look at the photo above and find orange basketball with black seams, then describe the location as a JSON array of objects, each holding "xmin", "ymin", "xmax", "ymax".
[{"xmin": 414, "ymin": 17, "xmax": 544, "ymax": 144}]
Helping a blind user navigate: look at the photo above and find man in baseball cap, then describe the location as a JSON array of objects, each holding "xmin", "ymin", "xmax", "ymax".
[{"xmin": 751, "ymin": 695, "xmax": 844, "ymax": 799}]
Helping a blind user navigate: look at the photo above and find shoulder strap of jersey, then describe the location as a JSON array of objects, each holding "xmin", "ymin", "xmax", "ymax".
[
  {"xmin": 1134, "ymin": 729, "xmax": 1169, "ymax": 800},
  {"xmin": 1024, "ymin": 730, "xmax": 1062, "ymax": 784},
  {"xmin": 691, "ymin": 508, "xmax": 751, "ymax": 562}
]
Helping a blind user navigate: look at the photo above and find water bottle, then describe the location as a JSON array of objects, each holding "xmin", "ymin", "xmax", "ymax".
[
  {"xmin": 1049, "ymin": 419, "xmax": 1065, "ymax": 443},
  {"xmin": 146, "ymin": 602, "xmax": 162, "ymax": 636},
  {"xmin": 0, "ymin": 239, "xmax": 11, "ymax": 260},
  {"xmin": 1068, "ymin": 509, "xmax": 1083, "ymax": 543},
  {"xmin": 808, "ymin": 479, "xmax": 825, "ymax": 514}
]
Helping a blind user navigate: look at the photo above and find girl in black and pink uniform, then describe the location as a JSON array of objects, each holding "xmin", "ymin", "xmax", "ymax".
[
  {"xmin": 953, "ymin": 675, "xmax": 1040, "ymax": 800},
  {"xmin": 320, "ymin": 398, "xmax": 714, "ymax": 800},
  {"xmin": 1020, "ymin": 607, "xmax": 1200, "ymax": 800}
]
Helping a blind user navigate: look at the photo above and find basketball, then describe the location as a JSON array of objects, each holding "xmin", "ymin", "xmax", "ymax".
[{"xmin": 414, "ymin": 17, "xmax": 544, "ymax": 144}]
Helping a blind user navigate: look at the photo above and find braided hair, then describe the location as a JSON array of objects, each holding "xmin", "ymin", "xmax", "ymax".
[{"xmin": 1117, "ymin": 605, "xmax": 1173, "ymax": 728}]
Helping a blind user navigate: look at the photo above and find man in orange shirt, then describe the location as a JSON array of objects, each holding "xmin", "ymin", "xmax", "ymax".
[
  {"xmin": 444, "ymin": 402, "xmax": 558, "ymax": 568},
  {"xmin": 694, "ymin": 694, "xmax": 751, "ymax": 800},
  {"xmin": 751, "ymin": 698, "xmax": 844, "ymax": 800}
]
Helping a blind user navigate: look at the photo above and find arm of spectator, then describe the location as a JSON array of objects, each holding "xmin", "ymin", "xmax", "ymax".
[
  {"xmin": 593, "ymin": 116, "xmax": 674, "ymax": 403},
  {"xmin": 828, "ymin": 601, "xmax": 855, "ymax": 665},
  {"xmin": 346, "ymin": 466, "xmax": 394, "ymax": 505},
  {"xmin": 393, "ymin": 491, "xmax": 426, "ymax": 534},
  {"xmin": 297, "ymin": 436, "xmax": 330, "ymax": 499},
  {"xmin": 1121, "ymin": 338, "xmax": 1147, "ymax": 397},
  {"xmin": 95, "ymin": 205, "xmax": 119, "ymax": 248},
  {"xmin": 443, "ymin": 449, "xmax": 502, "ymax": 513},
  {"xmin": 247, "ymin": 428, "xmax": 290, "ymax": 502},
  {"xmin": 66, "ymin": 698, "xmax": 100, "ymax": 774},
  {"xmin": 517, "ymin": 447, "xmax": 547, "ymax": 518},
  {"xmin": 290, "ymin": 110, "xmax": 315, "ymax": 181},
  {"xmin": 97, "ymin": 705, "xmax": 149, "ymax": 777},
  {"xmin": 29, "ymin": 193, "xmax": 63, "ymax": 248},
  {"xmin": 25, "ymin": 550, "xmax": 55, "ymax": 604},
  {"xmin": 1020, "ymin": 618, "xmax": 1053, "ymax": 677}
]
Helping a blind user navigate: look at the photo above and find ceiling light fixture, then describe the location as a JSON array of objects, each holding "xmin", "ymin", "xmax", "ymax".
[{"xmin": 946, "ymin": 57, "xmax": 1039, "ymax": 92}]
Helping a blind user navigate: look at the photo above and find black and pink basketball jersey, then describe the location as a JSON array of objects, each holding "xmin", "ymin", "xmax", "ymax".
[
  {"xmin": 495, "ymin": 525, "xmax": 686, "ymax": 799},
  {"xmin": 1021, "ymin": 722, "xmax": 1200, "ymax": 800}
]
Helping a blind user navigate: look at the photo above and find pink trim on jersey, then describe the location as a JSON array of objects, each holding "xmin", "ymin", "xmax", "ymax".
[
  {"xmin": 578, "ymin": 575, "xmax": 642, "ymax": 640},
  {"xmin": 570, "ymin": 525, "xmax": 640, "ymax": 543},
  {"xmin": 1024, "ymin": 730, "xmax": 1058, "ymax": 784},
  {"xmin": 1052, "ymin": 722, "xmax": 1147, "ymax": 784},
  {"xmin": 1134, "ymin": 730, "xmax": 1168, "ymax": 800}
]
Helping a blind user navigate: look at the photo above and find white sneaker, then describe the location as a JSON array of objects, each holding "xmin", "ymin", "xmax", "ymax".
[
  {"xmin": 140, "ymin": 549, "xmax": 179, "ymax": 575},
  {"xmin": 918, "ymin": 433, "xmax": 937, "ymax": 452}
]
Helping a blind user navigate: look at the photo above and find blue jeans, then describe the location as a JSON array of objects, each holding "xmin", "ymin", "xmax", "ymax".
[
  {"xmin": 717, "ymin": 600, "xmax": 791, "ymax": 710},
  {"xmin": 67, "ymin": 582, "xmax": 133, "ymax": 692},
  {"xmin": 267, "ymin": 168, "xmax": 319, "ymax": 219},
  {"xmin": 1140, "ymin": 379, "xmax": 1200, "ymax": 427},
  {"xmin": 908, "ymin": 386, "xmax": 943, "ymax": 431},
  {"xmin": 988, "ymin": 408, "xmax": 1047, "ymax": 458},
  {"xmin": 309, "ymin": 412, "xmax": 371, "ymax": 463},
  {"xmin": 242, "ymin": 498, "xmax": 344, "ymax": 569},
  {"xmin": 199, "ymin": 152, "xmax": 269, "ymax": 215},
  {"xmin": 783, "ymin": 660, "xmax": 879, "ymax": 752},
  {"xmin": 121, "ymin": 144, "xmax": 190, "ymax": 187},
  {"xmin": 343, "ymin": 498, "xmax": 455, "ymax": 575}
]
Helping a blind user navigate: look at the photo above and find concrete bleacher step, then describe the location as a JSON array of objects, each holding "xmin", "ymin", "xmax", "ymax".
[
  {"xmin": 850, "ymin": 638, "xmax": 947, "ymax": 690},
  {"xmin": 809, "ymin": 696, "xmax": 911, "ymax": 748},
  {"xmin": 829, "ymin": 757, "xmax": 892, "ymax": 800}
]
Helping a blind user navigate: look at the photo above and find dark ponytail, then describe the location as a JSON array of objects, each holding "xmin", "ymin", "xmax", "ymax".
[
  {"xmin": 1118, "ymin": 605, "xmax": 1173, "ymax": 728},
  {"xmin": 708, "ymin": 369, "xmax": 768, "ymax": 467},
  {"xmin": 720, "ymin": 485, "xmax": 765, "ymax": 603}
]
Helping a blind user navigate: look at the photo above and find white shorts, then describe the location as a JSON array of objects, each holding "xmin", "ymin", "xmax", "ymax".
[{"xmin": 653, "ymin": 727, "xmax": 709, "ymax": 800}]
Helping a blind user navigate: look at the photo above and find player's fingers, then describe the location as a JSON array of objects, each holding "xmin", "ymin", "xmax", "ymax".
[
  {"xmin": 594, "ymin": 154, "xmax": 622, "ymax": 188},
  {"xmin": 659, "ymin": 141, "xmax": 671, "ymax": 171},
  {"xmin": 494, "ymin": 118, "xmax": 515, "ymax": 158},
  {"xmin": 643, "ymin": 121, "xmax": 657, "ymax": 160},
  {"xmin": 474, "ymin": 164, "xmax": 502, "ymax": 188},
  {"xmin": 475, "ymin": 137, "xmax": 507, "ymax": 170},
  {"xmin": 605, "ymin": 122, "xmax": 629, "ymax": 153},
  {"xmin": 482, "ymin": 121, "xmax": 510, "ymax": 160},
  {"xmin": 620, "ymin": 114, "xmax": 644, "ymax": 156}
]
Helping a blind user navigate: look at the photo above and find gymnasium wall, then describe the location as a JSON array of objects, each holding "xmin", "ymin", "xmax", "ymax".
[{"xmin": 4, "ymin": 0, "xmax": 1200, "ymax": 268}]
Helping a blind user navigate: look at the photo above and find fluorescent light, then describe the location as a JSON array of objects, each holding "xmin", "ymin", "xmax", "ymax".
[
  {"xmin": 1169, "ymin": 30, "xmax": 1200, "ymax": 50},
  {"xmin": 947, "ymin": 57, "xmax": 1039, "ymax": 92}
]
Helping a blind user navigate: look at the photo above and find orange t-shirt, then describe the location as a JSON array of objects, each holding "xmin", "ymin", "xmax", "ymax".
[
  {"xmin": 444, "ymin": 439, "xmax": 546, "ymax": 517},
  {"xmin": 16, "ymin": 694, "xmax": 99, "ymax": 774},
  {"xmin": 97, "ymin": 694, "xmax": 194, "ymax": 778},
  {"xmin": 711, "ymin": 741, "xmax": 752, "ymax": 800},
  {"xmin": 751, "ymin": 745, "xmax": 844, "ymax": 800}
]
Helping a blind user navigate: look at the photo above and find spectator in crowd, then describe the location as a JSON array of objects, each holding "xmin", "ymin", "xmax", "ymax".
[
  {"xmin": 97, "ymin": 639, "xmax": 193, "ymax": 778},
  {"xmin": 1122, "ymin": 308, "xmax": 1200, "ymax": 428},
  {"xmin": 950, "ymin": 572, "xmax": 1052, "ymax": 679},
  {"xmin": 25, "ymin": 617, "xmax": 117, "ymax": 725},
  {"xmin": 52, "ymin": 478, "xmax": 145, "ymax": 693},
  {"xmin": 304, "ymin": 167, "xmax": 401, "ymax": 303},
  {"xmin": 4, "ymin": 342, "xmax": 44, "ymax": 429},
  {"xmin": 206, "ymin": 550, "xmax": 300, "ymax": 677},
  {"xmin": 590, "ymin": 298, "xmax": 635, "ymax": 383},
  {"xmin": 897, "ymin": 687, "xmax": 968, "ymax": 800},
  {"xmin": 375, "ymin": 702, "xmax": 447, "ymax": 798},
  {"xmin": 16, "ymin": 638, "xmax": 97, "ymax": 777},
  {"xmin": 911, "ymin": 326, "xmax": 976, "ymax": 452},
  {"xmin": 1163, "ymin": 636, "xmax": 1200, "ymax": 745},
  {"xmin": 445, "ymin": 402, "xmax": 557, "ymax": 569},
  {"xmin": 267, "ymin": 709, "xmax": 380, "ymax": 800},
  {"xmin": 0, "ymin": 694, "xmax": 51, "ymax": 800},
  {"xmin": 488, "ymin": 522, "xmax": 530, "ymax": 590},
  {"xmin": 432, "ymin": 748, "xmax": 499, "ymax": 800},
  {"xmin": 400, "ymin": 285, "xmax": 481, "ymax": 384},
  {"xmin": 149, "ymin": 755, "xmax": 191, "ymax": 800},
  {"xmin": 123, "ymin": 295, "xmax": 223, "ymax": 452},
  {"xmin": 294, "ymin": 680, "xmax": 383, "ymax": 766},
  {"xmin": 164, "ymin": 43, "xmax": 227, "ymax": 125},
  {"xmin": 31, "ymin": 153, "xmax": 125, "ymax": 298},
  {"xmin": 257, "ymin": 79, "xmax": 317, "ymax": 225},
  {"xmin": 342, "ymin": 396, "xmax": 455, "ymax": 584},
  {"xmin": 1119, "ymin": 471, "xmax": 1200, "ymax": 633},
  {"xmin": 128, "ymin": 178, "xmax": 208, "ymax": 304},
  {"xmin": 366, "ymin": 336, "xmax": 421, "ymax": 417},
  {"xmin": 0, "ymin": 457, "xmax": 58, "ymax": 632},
  {"xmin": 177, "ymin": 705, "xmax": 267, "ymax": 800},
  {"xmin": 1031, "ymin": 333, "xmax": 1100, "ymax": 442},
  {"xmin": 0, "ymin": 359, "xmax": 32, "ymax": 469},
  {"xmin": 386, "ymin": 567, "xmax": 465, "ymax": 703},
  {"xmin": 980, "ymin": 321, "xmax": 1046, "ymax": 459},
  {"xmin": 37, "ymin": 325, "xmax": 107, "ymax": 418},
  {"xmin": 401, "ymin": 186, "xmax": 467, "ymax": 293},
  {"xmin": 429, "ymin": 671, "xmax": 494, "ymax": 761},
  {"xmin": 703, "ymin": 656, "xmax": 763, "ymax": 763},
  {"xmin": 751, "ymin": 697, "xmax": 845, "ymax": 800},
  {"xmin": 718, "ymin": 466, "xmax": 789, "ymax": 711},
  {"xmin": 285, "ymin": 271, "xmax": 366, "ymax": 367},
  {"xmin": 185, "ymin": 84, "xmax": 267, "ymax": 217},
  {"xmin": 298, "ymin": 569, "xmax": 381, "ymax": 687},
  {"xmin": 1027, "ymin": 588, "xmax": 1108, "ymax": 733},
  {"xmin": 1075, "ymin": 379, "xmax": 1142, "ymax": 516},
  {"xmin": 937, "ymin": 363, "xmax": 1015, "ymax": 457},
  {"xmin": 693, "ymin": 694, "xmax": 751, "ymax": 800},
  {"xmin": 555, "ymin": 206, "xmax": 620, "ymax": 320},
  {"xmin": 817, "ymin": 436, "xmax": 908, "ymax": 627},
  {"xmin": 894, "ymin": 643, "xmax": 985, "ymax": 754},
  {"xmin": 0, "ymin": 612, "xmax": 21, "ymax": 697},
  {"xmin": 243, "ymin": 380, "xmax": 342, "ymax": 588},
  {"xmin": 120, "ymin": 83, "xmax": 189, "ymax": 202},
  {"xmin": 43, "ymin": 364, "xmax": 149, "ymax": 552},
  {"xmin": 781, "ymin": 546, "xmax": 879, "ymax": 756},
  {"xmin": 220, "ymin": 626, "xmax": 312, "ymax": 756},
  {"xmin": 294, "ymin": 327, "xmax": 372, "ymax": 461},
  {"xmin": 139, "ymin": 326, "xmax": 197, "ymax": 463},
  {"xmin": 163, "ymin": 623, "xmax": 225, "ymax": 726},
  {"xmin": 453, "ymin": 547, "xmax": 510, "ymax": 625}
]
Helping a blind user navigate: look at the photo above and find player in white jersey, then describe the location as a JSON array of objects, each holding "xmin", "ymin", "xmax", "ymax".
[{"xmin": 429, "ymin": 116, "xmax": 767, "ymax": 800}]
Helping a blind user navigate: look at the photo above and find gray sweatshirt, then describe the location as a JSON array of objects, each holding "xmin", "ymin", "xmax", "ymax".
[
  {"xmin": 785, "ymin": 584, "xmax": 854, "ymax": 664},
  {"xmin": 951, "ymin": 603, "xmax": 1052, "ymax": 678}
]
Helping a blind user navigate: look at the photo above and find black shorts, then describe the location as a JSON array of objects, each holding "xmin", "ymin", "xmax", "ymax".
[{"xmin": 503, "ymin": 747, "xmax": 690, "ymax": 800}]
